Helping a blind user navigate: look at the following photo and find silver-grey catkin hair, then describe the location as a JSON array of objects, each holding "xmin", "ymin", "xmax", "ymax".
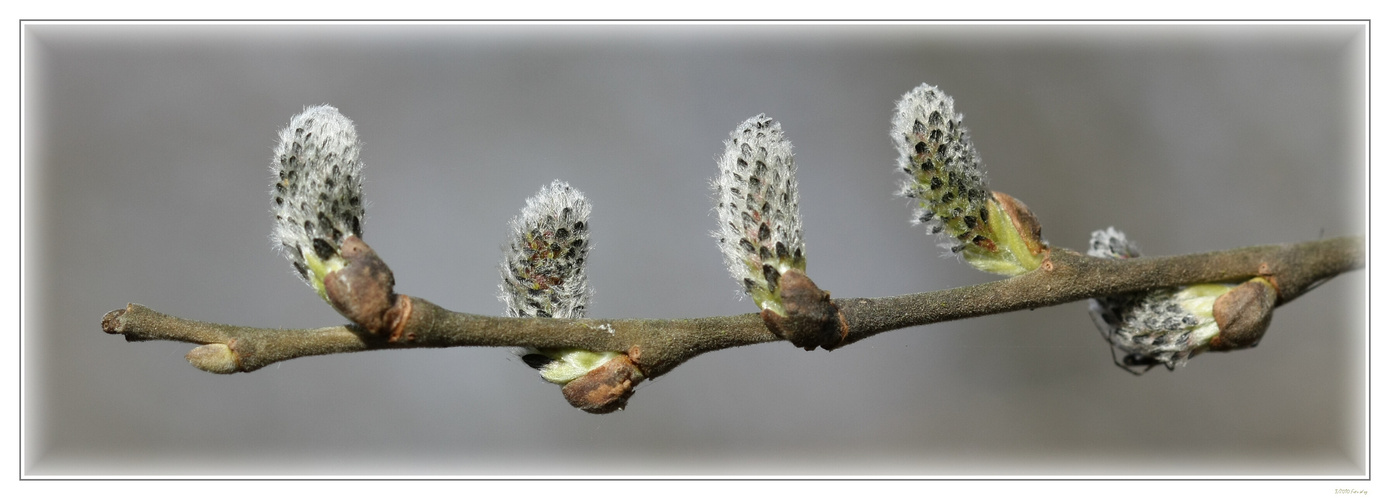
[
  {"xmin": 1087, "ymin": 227, "xmax": 1226, "ymax": 371},
  {"xmin": 1087, "ymin": 228, "xmax": 1144, "ymax": 328},
  {"xmin": 1087, "ymin": 226, "xmax": 1141, "ymax": 260},
  {"xmin": 499, "ymin": 180, "xmax": 592, "ymax": 319},
  {"xmin": 712, "ymin": 114, "xmax": 805, "ymax": 309},
  {"xmin": 270, "ymin": 104, "xmax": 365, "ymax": 286},
  {"xmin": 892, "ymin": 83, "xmax": 992, "ymax": 254}
]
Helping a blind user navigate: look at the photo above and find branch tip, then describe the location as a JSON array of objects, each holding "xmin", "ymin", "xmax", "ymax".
[{"xmin": 101, "ymin": 306, "xmax": 129, "ymax": 334}]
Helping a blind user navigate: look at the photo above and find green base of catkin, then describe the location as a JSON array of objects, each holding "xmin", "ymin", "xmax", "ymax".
[
  {"xmin": 304, "ymin": 251, "xmax": 346, "ymax": 304},
  {"xmin": 961, "ymin": 199, "xmax": 1042, "ymax": 276},
  {"xmin": 538, "ymin": 349, "xmax": 641, "ymax": 385}
]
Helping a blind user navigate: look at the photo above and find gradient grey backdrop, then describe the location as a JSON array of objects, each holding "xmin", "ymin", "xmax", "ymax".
[{"xmin": 24, "ymin": 24, "xmax": 1366, "ymax": 475}]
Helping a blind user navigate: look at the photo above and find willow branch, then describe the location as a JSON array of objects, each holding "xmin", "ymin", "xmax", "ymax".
[{"xmin": 103, "ymin": 235, "xmax": 1362, "ymax": 378}]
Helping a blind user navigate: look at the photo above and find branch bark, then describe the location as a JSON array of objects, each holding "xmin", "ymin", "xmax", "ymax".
[{"xmin": 103, "ymin": 235, "xmax": 1363, "ymax": 380}]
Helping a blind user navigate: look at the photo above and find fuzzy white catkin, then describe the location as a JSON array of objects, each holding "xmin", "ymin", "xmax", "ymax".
[
  {"xmin": 712, "ymin": 114, "xmax": 805, "ymax": 311},
  {"xmin": 499, "ymin": 180, "xmax": 592, "ymax": 319},
  {"xmin": 892, "ymin": 83, "xmax": 993, "ymax": 255},
  {"xmin": 1087, "ymin": 226, "xmax": 1141, "ymax": 260},
  {"xmin": 1087, "ymin": 227, "xmax": 1230, "ymax": 371},
  {"xmin": 500, "ymin": 181, "xmax": 619, "ymax": 386},
  {"xmin": 270, "ymin": 104, "xmax": 365, "ymax": 286}
]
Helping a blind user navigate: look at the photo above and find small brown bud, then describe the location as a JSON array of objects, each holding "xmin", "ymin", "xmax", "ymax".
[
  {"xmin": 760, "ymin": 269, "xmax": 847, "ymax": 351},
  {"xmin": 560, "ymin": 353, "xmax": 644, "ymax": 414},
  {"xmin": 1209, "ymin": 277, "xmax": 1277, "ymax": 351},
  {"xmin": 323, "ymin": 235, "xmax": 410, "ymax": 339}
]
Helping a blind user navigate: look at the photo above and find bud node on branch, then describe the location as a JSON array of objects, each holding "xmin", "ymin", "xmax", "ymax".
[
  {"xmin": 759, "ymin": 269, "xmax": 847, "ymax": 351},
  {"xmin": 323, "ymin": 235, "xmax": 409, "ymax": 339}
]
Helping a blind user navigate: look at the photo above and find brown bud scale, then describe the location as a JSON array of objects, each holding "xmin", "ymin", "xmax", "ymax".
[
  {"xmin": 1209, "ymin": 278, "xmax": 1277, "ymax": 351},
  {"xmin": 761, "ymin": 269, "xmax": 847, "ymax": 351},
  {"xmin": 323, "ymin": 235, "xmax": 410, "ymax": 338},
  {"xmin": 560, "ymin": 354, "xmax": 644, "ymax": 414}
]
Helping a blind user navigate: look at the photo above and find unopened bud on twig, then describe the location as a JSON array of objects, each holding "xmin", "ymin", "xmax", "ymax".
[
  {"xmin": 500, "ymin": 181, "xmax": 643, "ymax": 412},
  {"xmin": 270, "ymin": 105, "xmax": 367, "ymax": 302},
  {"xmin": 893, "ymin": 83, "xmax": 1046, "ymax": 275},
  {"xmin": 1087, "ymin": 228, "xmax": 1274, "ymax": 374},
  {"xmin": 186, "ymin": 343, "xmax": 239, "ymax": 374},
  {"xmin": 712, "ymin": 115, "xmax": 844, "ymax": 350}
]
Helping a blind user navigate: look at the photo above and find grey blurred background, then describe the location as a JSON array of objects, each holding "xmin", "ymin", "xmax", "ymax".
[{"xmin": 24, "ymin": 24, "xmax": 1365, "ymax": 475}]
